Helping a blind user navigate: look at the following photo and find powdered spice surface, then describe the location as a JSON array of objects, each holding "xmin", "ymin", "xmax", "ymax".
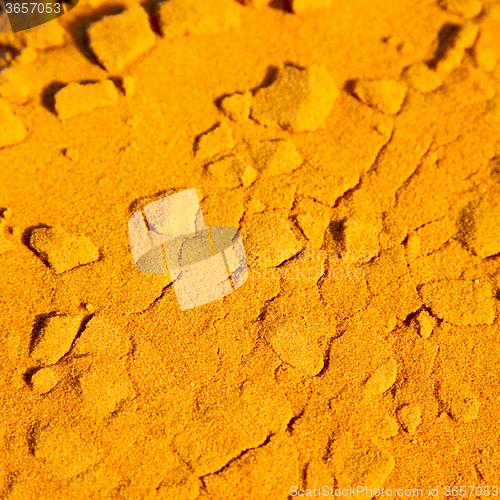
[{"xmin": 1, "ymin": 0, "xmax": 500, "ymax": 498}]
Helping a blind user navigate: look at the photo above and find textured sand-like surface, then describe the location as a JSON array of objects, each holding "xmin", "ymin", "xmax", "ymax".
[{"xmin": 1, "ymin": 0, "xmax": 500, "ymax": 498}]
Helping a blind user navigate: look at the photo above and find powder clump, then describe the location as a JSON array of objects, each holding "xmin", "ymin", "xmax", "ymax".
[
  {"xmin": 29, "ymin": 226, "xmax": 100, "ymax": 274},
  {"xmin": 195, "ymin": 122, "xmax": 235, "ymax": 160},
  {"xmin": 438, "ymin": 0, "xmax": 483, "ymax": 19},
  {"xmin": 251, "ymin": 64, "xmax": 339, "ymax": 132},
  {"xmin": 30, "ymin": 367, "xmax": 60, "ymax": 394},
  {"xmin": 158, "ymin": 0, "xmax": 241, "ymax": 38},
  {"xmin": 292, "ymin": 0, "xmax": 333, "ymax": 14},
  {"xmin": 420, "ymin": 279, "xmax": 495, "ymax": 326},
  {"xmin": 220, "ymin": 91, "xmax": 252, "ymax": 122},
  {"xmin": 364, "ymin": 358, "xmax": 398, "ymax": 396},
  {"xmin": 243, "ymin": 211, "xmax": 302, "ymax": 267},
  {"xmin": 404, "ymin": 62, "xmax": 443, "ymax": 93},
  {"xmin": 30, "ymin": 314, "xmax": 83, "ymax": 366},
  {"xmin": 55, "ymin": 80, "xmax": 119, "ymax": 120},
  {"xmin": 435, "ymin": 22, "xmax": 479, "ymax": 75},
  {"xmin": 353, "ymin": 79, "xmax": 408, "ymax": 115},
  {"xmin": 0, "ymin": 98, "xmax": 27, "ymax": 148},
  {"xmin": 88, "ymin": 6, "xmax": 156, "ymax": 74},
  {"xmin": 397, "ymin": 404, "xmax": 422, "ymax": 434},
  {"xmin": 459, "ymin": 187, "xmax": 500, "ymax": 258},
  {"xmin": 250, "ymin": 139, "xmax": 302, "ymax": 177}
]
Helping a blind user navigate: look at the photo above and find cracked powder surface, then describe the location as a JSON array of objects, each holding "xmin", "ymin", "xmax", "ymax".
[{"xmin": 1, "ymin": 0, "xmax": 500, "ymax": 498}]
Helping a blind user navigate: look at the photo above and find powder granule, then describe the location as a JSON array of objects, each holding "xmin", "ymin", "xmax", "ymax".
[
  {"xmin": 251, "ymin": 64, "xmax": 339, "ymax": 132},
  {"xmin": 158, "ymin": 0, "xmax": 242, "ymax": 38},
  {"xmin": 0, "ymin": 98, "xmax": 26, "ymax": 148},
  {"xmin": 87, "ymin": 5, "xmax": 156, "ymax": 74},
  {"xmin": 295, "ymin": 198, "xmax": 331, "ymax": 250},
  {"xmin": 292, "ymin": 0, "xmax": 333, "ymax": 14},
  {"xmin": 64, "ymin": 147, "xmax": 79, "ymax": 161},
  {"xmin": 413, "ymin": 309, "xmax": 436, "ymax": 340},
  {"xmin": 29, "ymin": 226, "xmax": 100, "ymax": 273},
  {"xmin": 55, "ymin": 80, "xmax": 119, "ymax": 120},
  {"xmin": 353, "ymin": 79, "xmax": 408, "ymax": 115}
]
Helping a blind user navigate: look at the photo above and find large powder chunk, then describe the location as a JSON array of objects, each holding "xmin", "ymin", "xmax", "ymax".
[
  {"xmin": 195, "ymin": 122, "xmax": 235, "ymax": 160},
  {"xmin": 251, "ymin": 64, "xmax": 339, "ymax": 131},
  {"xmin": 221, "ymin": 91, "xmax": 252, "ymax": 121},
  {"xmin": 420, "ymin": 279, "xmax": 495, "ymax": 326},
  {"xmin": 173, "ymin": 380, "xmax": 293, "ymax": 476},
  {"xmin": 438, "ymin": 0, "xmax": 483, "ymax": 19},
  {"xmin": 242, "ymin": 211, "xmax": 302, "ymax": 267},
  {"xmin": 30, "ymin": 314, "xmax": 83, "ymax": 366},
  {"xmin": 364, "ymin": 358, "xmax": 398, "ymax": 397},
  {"xmin": 204, "ymin": 434, "xmax": 299, "ymax": 499},
  {"xmin": 55, "ymin": 80, "xmax": 119, "ymax": 120},
  {"xmin": 158, "ymin": 0, "xmax": 241, "ymax": 37},
  {"xmin": 0, "ymin": 98, "xmax": 26, "ymax": 148},
  {"xmin": 261, "ymin": 287, "xmax": 331, "ymax": 377},
  {"xmin": 0, "ymin": 22, "xmax": 66, "ymax": 50},
  {"xmin": 31, "ymin": 424, "xmax": 100, "ymax": 479},
  {"xmin": 29, "ymin": 226, "xmax": 99, "ymax": 274},
  {"xmin": 333, "ymin": 440, "xmax": 395, "ymax": 499},
  {"xmin": 459, "ymin": 186, "xmax": 500, "ymax": 258},
  {"xmin": 292, "ymin": 0, "xmax": 333, "ymax": 14},
  {"xmin": 436, "ymin": 22, "xmax": 479, "ymax": 75},
  {"xmin": 88, "ymin": 6, "xmax": 156, "ymax": 74},
  {"xmin": 353, "ymin": 79, "xmax": 408, "ymax": 114},
  {"xmin": 0, "ymin": 65, "xmax": 31, "ymax": 103},
  {"xmin": 71, "ymin": 315, "xmax": 135, "ymax": 420},
  {"xmin": 250, "ymin": 139, "xmax": 302, "ymax": 176}
]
